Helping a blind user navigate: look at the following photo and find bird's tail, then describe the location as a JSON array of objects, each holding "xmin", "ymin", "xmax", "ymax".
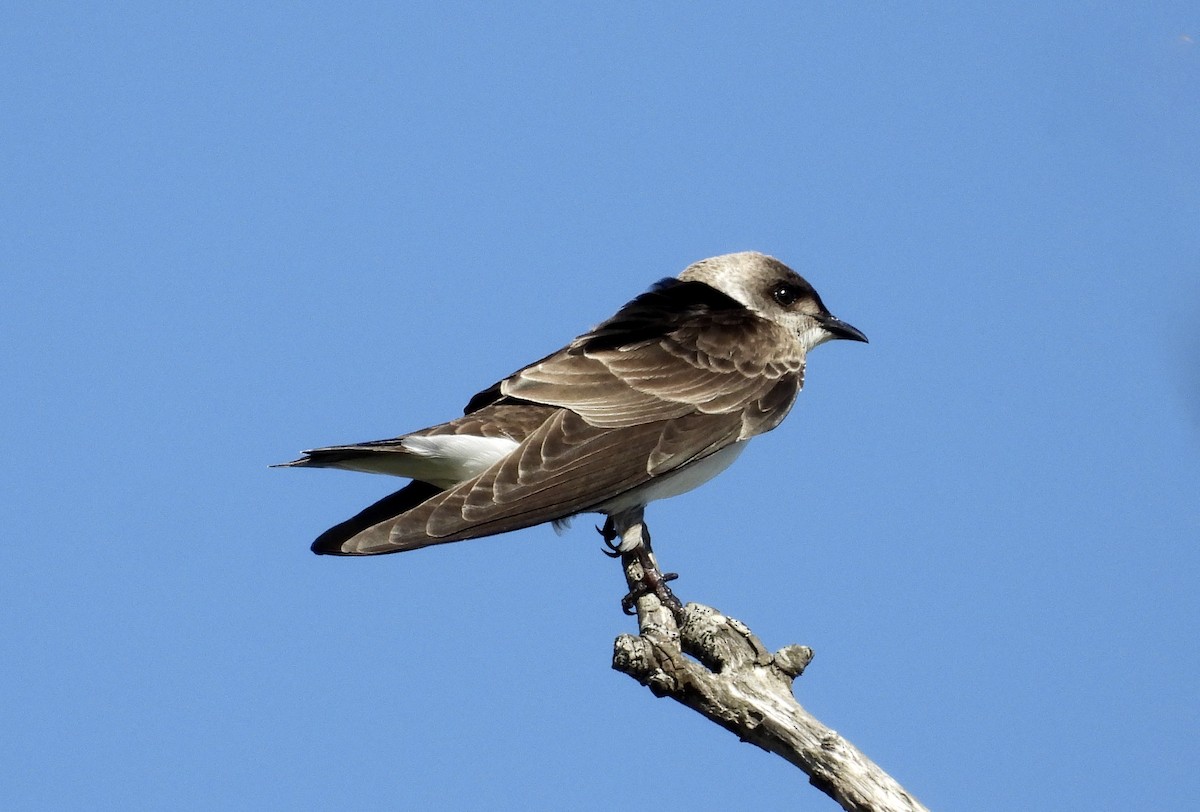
[
  {"xmin": 271, "ymin": 446, "xmax": 419, "ymax": 478},
  {"xmin": 308, "ymin": 480, "xmax": 443, "ymax": 556}
]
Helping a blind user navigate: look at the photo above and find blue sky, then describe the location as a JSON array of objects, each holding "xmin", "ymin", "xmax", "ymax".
[{"xmin": 3, "ymin": 3, "xmax": 1198, "ymax": 810}]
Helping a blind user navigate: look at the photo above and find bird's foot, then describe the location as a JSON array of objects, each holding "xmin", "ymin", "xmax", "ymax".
[
  {"xmin": 597, "ymin": 517, "xmax": 621, "ymax": 558},
  {"xmin": 620, "ymin": 543, "xmax": 682, "ymax": 619},
  {"xmin": 620, "ymin": 569, "xmax": 680, "ymax": 615},
  {"xmin": 600, "ymin": 517, "xmax": 654, "ymax": 557}
]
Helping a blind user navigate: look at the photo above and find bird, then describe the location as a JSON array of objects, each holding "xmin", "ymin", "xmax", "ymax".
[{"xmin": 277, "ymin": 251, "xmax": 867, "ymax": 558}]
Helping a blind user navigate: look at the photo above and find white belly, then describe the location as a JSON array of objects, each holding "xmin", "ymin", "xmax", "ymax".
[{"xmin": 597, "ymin": 441, "xmax": 748, "ymax": 514}]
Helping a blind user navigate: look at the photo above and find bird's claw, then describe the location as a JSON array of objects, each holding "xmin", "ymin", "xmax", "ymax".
[
  {"xmin": 600, "ymin": 515, "xmax": 683, "ymax": 619},
  {"xmin": 619, "ymin": 566, "xmax": 683, "ymax": 617},
  {"xmin": 597, "ymin": 518, "xmax": 622, "ymax": 557}
]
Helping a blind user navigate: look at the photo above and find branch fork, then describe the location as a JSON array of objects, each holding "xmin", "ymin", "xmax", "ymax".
[{"xmin": 607, "ymin": 510, "xmax": 928, "ymax": 812}]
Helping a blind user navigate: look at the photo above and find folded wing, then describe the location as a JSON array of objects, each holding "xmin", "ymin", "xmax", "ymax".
[
  {"xmin": 322, "ymin": 408, "xmax": 748, "ymax": 554},
  {"xmin": 309, "ymin": 278, "xmax": 807, "ymax": 555},
  {"xmin": 469, "ymin": 278, "xmax": 806, "ymax": 435}
]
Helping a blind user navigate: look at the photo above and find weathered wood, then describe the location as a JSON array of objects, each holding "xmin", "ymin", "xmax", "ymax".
[{"xmin": 611, "ymin": 515, "xmax": 928, "ymax": 812}]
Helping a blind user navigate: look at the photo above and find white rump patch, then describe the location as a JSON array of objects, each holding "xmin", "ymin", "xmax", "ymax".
[{"xmin": 399, "ymin": 435, "xmax": 520, "ymax": 488}]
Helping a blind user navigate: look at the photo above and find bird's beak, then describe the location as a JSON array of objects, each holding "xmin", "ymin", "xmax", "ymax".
[{"xmin": 817, "ymin": 313, "xmax": 869, "ymax": 343}]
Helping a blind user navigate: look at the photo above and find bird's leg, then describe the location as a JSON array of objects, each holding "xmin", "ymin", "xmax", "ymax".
[
  {"xmin": 609, "ymin": 509, "xmax": 683, "ymax": 620},
  {"xmin": 635, "ymin": 523, "xmax": 680, "ymax": 592}
]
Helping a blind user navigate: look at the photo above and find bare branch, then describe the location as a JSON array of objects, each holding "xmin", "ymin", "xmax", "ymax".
[{"xmin": 611, "ymin": 516, "xmax": 928, "ymax": 812}]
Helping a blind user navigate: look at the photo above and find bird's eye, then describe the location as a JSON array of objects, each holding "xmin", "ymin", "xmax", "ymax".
[{"xmin": 772, "ymin": 283, "xmax": 800, "ymax": 307}]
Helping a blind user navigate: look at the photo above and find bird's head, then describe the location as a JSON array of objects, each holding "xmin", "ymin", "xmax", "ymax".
[{"xmin": 679, "ymin": 251, "xmax": 868, "ymax": 352}]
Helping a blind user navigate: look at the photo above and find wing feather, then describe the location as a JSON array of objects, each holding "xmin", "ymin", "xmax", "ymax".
[
  {"xmin": 308, "ymin": 277, "xmax": 809, "ymax": 556},
  {"xmin": 487, "ymin": 281, "xmax": 805, "ymax": 429},
  {"xmin": 331, "ymin": 409, "xmax": 747, "ymax": 554}
]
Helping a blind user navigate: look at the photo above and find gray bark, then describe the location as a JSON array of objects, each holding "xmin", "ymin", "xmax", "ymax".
[{"xmin": 610, "ymin": 516, "xmax": 928, "ymax": 812}]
